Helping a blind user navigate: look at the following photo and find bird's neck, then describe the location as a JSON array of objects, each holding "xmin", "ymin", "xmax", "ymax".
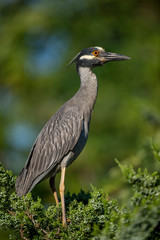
[{"xmin": 76, "ymin": 66, "xmax": 98, "ymax": 113}]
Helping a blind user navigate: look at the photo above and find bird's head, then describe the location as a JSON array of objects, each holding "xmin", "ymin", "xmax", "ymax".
[{"xmin": 69, "ymin": 46, "xmax": 130, "ymax": 70}]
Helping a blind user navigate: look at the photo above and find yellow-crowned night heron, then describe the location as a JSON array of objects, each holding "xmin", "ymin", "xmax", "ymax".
[{"xmin": 15, "ymin": 46, "xmax": 130, "ymax": 226}]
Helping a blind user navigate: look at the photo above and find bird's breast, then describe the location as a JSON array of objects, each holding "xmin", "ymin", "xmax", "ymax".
[{"xmin": 60, "ymin": 117, "xmax": 89, "ymax": 169}]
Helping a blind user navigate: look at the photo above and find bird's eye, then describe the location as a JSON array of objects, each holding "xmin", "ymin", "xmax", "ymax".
[{"xmin": 92, "ymin": 50, "xmax": 99, "ymax": 56}]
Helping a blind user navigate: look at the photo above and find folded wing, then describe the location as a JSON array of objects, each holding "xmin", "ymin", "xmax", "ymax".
[{"xmin": 15, "ymin": 106, "xmax": 83, "ymax": 196}]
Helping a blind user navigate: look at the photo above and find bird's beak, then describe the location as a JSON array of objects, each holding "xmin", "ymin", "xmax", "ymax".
[{"xmin": 100, "ymin": 52, "xmax": 131, "ymax": 63}]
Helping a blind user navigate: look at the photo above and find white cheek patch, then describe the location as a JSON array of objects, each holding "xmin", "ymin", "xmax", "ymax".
[{"xmin": 79, "ymin": 55, "xmax": 95, "ymax": 60}]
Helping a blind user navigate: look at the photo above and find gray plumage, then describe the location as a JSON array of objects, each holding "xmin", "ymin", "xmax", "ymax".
[
  {"xmin": 15, "ymin": 46, "xmax": 130, "ymax": 226},
  {"xmin": 16, "ymin": 67, "xmax": 98, "ymax": 196}
]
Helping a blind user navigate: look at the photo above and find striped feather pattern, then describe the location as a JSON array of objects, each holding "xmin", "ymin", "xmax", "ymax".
[{"xmin": 15, "ymin": 105, "xmax": 84, "ymax": 196}]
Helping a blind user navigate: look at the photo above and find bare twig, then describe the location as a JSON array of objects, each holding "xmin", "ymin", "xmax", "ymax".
[
  {"xmin": 25, "ymin": 207, "xmax": 50, "ymax": 239},
  {"xmin": 20, "ymin": 224, "xmax": 29, "ymax": 240}
]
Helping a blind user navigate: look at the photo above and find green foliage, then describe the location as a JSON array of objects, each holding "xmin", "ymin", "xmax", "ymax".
[
  {"xmin": 1, "ymin": 1, "xmax": 160, "ymax": 239},
  {"xmin": 0, "ymin": 151, "xmax": 160, "ymax": 240},
  {"xmin": 113, "ymin": 160, "xmax": 160, "ymax": 240},
  {"xmin": 152, "ymin": 142, "xmax": 160, "ymax": 163}
]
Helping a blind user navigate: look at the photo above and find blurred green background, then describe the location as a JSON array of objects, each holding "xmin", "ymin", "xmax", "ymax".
[{"xmin": 0, "ymin": 0, "xmax": 160, "ymax": 238}]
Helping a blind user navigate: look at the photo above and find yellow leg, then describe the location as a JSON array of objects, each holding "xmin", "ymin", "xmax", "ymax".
[
  {"xmin": 50, "ymin": 176, "xmax": 59, "ymax": 205},
  {"xmin": 59, "ymin": 167, "xmax": 67, "ymax": 227}
]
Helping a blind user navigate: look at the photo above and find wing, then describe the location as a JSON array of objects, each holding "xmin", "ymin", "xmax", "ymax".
[{"xmin": 15, "ymin": 106, "xmax": 84, "ymax": 196}]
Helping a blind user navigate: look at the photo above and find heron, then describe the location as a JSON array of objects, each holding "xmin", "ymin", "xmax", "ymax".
[{"xmin": 15, "ymin": 46, "xmax": 130, "ymax": 226}]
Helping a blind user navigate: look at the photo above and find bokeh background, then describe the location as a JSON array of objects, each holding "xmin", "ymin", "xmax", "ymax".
[{"xmin": 0, "ymin": 0, "xmax": 160, "ymax": 238}]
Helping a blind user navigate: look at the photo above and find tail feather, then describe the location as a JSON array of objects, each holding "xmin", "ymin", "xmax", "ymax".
[{"xmin": 15, "ymin": 168, "xmax": 30, "ymax": 196}]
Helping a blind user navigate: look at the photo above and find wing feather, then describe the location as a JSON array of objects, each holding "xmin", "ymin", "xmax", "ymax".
[{"xmin": 15, "ymin": 106, "xmax": 84, "ymax": 196}]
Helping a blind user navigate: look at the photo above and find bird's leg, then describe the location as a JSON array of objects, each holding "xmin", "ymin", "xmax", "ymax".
[
  {"xmin": 59, "ymin": 167, "xmax": 67, "ymax": 227},
  {"xmin": 49, "ymin": 176, "xmax": 59, "ymax": 205}
]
